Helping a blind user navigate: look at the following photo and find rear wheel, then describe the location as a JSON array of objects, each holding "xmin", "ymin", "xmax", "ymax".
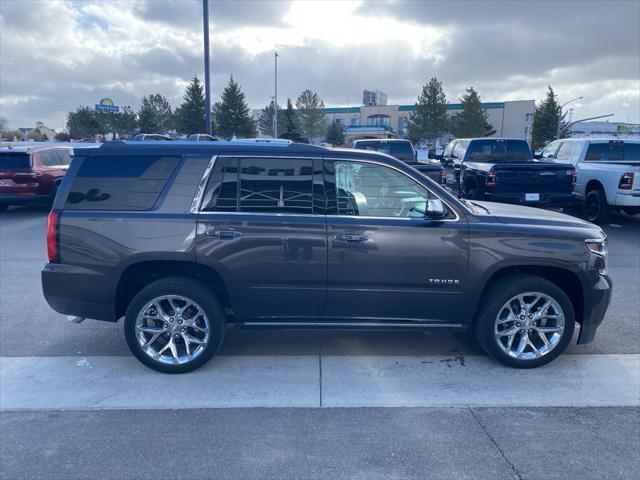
[
  {"xmin": 584, "ymin": 188, "xmax": 610, "ymax": 224},
  {"xmin": 475, "ymin": 275, "xmax": 574, "ymax": 368},
  {"xmin": 124, "ymin": 277, "xmax": 225, "ymax": 373}
]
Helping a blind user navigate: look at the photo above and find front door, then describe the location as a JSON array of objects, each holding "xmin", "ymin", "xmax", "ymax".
[
  {"xmin": 324, "ymin": 158, "xmax": 469, "ymax": 323},
  {"xmin": 196, "ymin": 156, "xmax": 327, "ymax": 320}
]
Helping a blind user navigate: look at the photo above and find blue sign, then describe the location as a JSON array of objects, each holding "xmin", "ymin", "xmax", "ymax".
[{"xmin": 95, "ymin": 98, "xmax": 119, "ymax": 113}]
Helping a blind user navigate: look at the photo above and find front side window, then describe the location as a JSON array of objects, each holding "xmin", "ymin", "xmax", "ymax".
[
  {"xmin": 333, "ymin": 161, "xmax": 443, "ymax": 218},
  {"xmin": 554, "ymin": 142, "xmax": 575, "ymax": 163},
  {"xmin": 541, "ymin": 141, "xmax": 560, "ymax": 159}
]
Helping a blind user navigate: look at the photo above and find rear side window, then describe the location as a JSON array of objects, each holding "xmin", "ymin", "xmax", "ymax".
[
  {"xmin": 66, "ymin": 155, "xmax": 180, "ymax": 210},
  {"xmin": 0, "ymin": 152, "xmax": 31, "ymax": 169},
  {"xmin": 585, "ymin": 142, "xmax": 624, "ymax": 161},
  {"xmin": 202, "ymin": 157, "xmax": 315, "ymax": 214},
  {"xmin": 466, "ymin": 140, "xmax": 532, "ymax": 163}
]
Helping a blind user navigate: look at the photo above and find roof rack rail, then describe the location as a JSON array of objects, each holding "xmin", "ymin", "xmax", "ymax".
[{"xmin": 229, "ymin": 138, "xmax": 293, "ymax": 146}]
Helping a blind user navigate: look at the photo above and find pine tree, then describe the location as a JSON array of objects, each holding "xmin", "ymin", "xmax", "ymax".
[
  {"xmin": 174, "ymin": 75, "xmax": 206, "ymax": 135},
  {"xmin": 138, "ymin": 94, "xmax": 173, "ymax": 133},
  {"xmin": 258, "ymin": 100, "xmax": 286, "ymax": 137},
  {"xmin": 295, "ymin": 90, "xmax": 326, "ymax": 142},
  {"xmin": 407, "ymin": 77, "xmax": 449, "ymax": 144},
  {"xmin": 67, "ymin": 106, "xmax": 103, "ymax": 139},
  {"xmin": 214, "ymin": 75, "xmax": 253, "ymax": 139},
  {"xmin": 531, "ymin": 86, "xmax": 567, "ymax": 149},
  {"xmin": 325, "ymin": 121, "xmax": 345, "ymax": 146},
  {"xmin": 452, "ymin": 87, "xmax": 495, "ymax": 138},
  {"xmin": 280, "ymin": 98, "xmax": 305, "ymax": 141}
]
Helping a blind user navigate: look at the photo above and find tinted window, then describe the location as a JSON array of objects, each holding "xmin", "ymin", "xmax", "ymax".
[
  {"xmin": 0, "ymin": 152, "xmax": 31, "ymax": 169},
  {"xmin": 66, "ymin": 155, "xmax": 180, "ymax": 210},
  {"xmin": 333, "ymin": 161, "xmax": 439, "ymax": 218},
  {"xmin": 355, "ymin": 141, "xmax": 414, "ymax": 161},
  {"xmin": 466, "ymin": 140, "xmax": 532, "ymax": 163},
  {"xmin": 240, "ymin": 158, "xmax": 313, "ymax": 214},
  {"xmin": 625, "ymin": 143, "xmax": 640, "ymax": 160},
  {"xmin": 585, "ymin": 142, "xmax": 624, "ymax": 161},
  {"xmin": 201, "ymin": 158, "xmax": 238, "ymax": 212}
]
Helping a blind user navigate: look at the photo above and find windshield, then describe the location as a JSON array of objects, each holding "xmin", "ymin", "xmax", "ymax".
[{"xmin": 466, "ymin": 140, "xmax": 533, "ymax": 163}]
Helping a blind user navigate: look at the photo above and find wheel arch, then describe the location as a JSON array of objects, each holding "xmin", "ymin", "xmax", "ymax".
[
  {"xmin": 469, "ymin": 265, "xmax": 585, "ymax": 329},
  {"xmin": 115, "ymin": 260, "xmax": 233, "ymax": 320}
]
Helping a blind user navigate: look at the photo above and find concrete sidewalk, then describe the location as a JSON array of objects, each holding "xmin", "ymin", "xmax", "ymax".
[{"xmin": 2, "ymin": 354, "xmax": 638, "ymax": 411}]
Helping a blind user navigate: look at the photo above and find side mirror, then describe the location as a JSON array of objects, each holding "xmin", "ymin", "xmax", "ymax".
[{"xmin": 425, "ymin": 198, "xmax": 446, "ymax": 219}]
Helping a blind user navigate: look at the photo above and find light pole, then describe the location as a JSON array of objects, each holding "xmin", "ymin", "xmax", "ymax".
[
  {"xmin": 273, "ymin": 51, "xmax": 279, "ymax": 138},
  {"xmin": 203, "ymin": 0, "xmax": 212, "ymax": 135},
  {"xmin": 556, "ymin": 96, "xmax": 582, "ymax": 140}
]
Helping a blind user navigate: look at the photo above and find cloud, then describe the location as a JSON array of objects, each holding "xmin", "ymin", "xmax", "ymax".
[{"xmin": 0, "ymin": 0, "xmax": 638, "ymax": 130}]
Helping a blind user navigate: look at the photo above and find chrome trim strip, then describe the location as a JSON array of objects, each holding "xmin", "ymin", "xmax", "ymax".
[
  {"xmin": 190, "ymin": 154, "xmax": 218, "ymax": 214},
  {"xmin": 241, "ymin": 321, "xmax": 463, "ymax": 328}
]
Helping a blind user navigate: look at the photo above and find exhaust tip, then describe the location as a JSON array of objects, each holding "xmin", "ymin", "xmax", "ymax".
[{"xmin": 66, "ymin": 315, "xmax": 86, "ymax": 324}]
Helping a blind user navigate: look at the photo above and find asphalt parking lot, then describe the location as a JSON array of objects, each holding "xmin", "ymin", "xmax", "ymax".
[{"xmin": 1, "ymin": 204, "xmax": 639, "ymax": 479}]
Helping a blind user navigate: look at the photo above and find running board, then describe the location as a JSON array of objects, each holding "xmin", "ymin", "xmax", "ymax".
[{"xmin": 238, "ymin": 321, "xmax": 465, "ymax": 330}]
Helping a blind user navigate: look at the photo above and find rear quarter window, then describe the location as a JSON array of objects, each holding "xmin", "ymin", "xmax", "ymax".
[
  {"xmin": 65, "ymin": 155, "xmax": 181, "ymax": 210},
  {"xmin": 0, "ymin": 152, "xmax": 31, "ymax": 169}
]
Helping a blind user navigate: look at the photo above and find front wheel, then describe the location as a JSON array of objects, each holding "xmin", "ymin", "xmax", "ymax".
[
  {"xmin": 124, "ymin": 277, "xmax": 225, "ymax": 373},
  {"xmin": 475, "ymin": 275, "xmax": 574, "ymax": 368}
]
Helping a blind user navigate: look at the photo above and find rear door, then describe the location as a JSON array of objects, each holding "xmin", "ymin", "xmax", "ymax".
[
  {"xmin": 195, "ymin": 155, "xmax": 327, "ymax": 321},
  {"xmin": 323, "ymin": 157, "xmax": 468, "ymax": 323}
]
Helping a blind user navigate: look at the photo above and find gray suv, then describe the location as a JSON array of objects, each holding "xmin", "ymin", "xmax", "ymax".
[{"xmin": 42, "ymin": 140, "xmax": 611, "ymax": 373}]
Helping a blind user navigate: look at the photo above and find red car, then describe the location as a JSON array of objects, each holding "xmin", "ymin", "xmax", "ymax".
[{"xmin": 0, "ymin": 145, "xmax": 73, "ymax": 212}]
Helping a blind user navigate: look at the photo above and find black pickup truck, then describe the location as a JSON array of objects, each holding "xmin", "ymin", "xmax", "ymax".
[
  {"xmin": 442, "ymin": 138, "xmax": 576, "ymax": 206},
  {"xmin": 352, "ymin": 139, "xmax": 445, "ymax": 184}
]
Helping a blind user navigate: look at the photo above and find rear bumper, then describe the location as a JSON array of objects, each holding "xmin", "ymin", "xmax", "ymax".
[
  {"xmin": 614, "ymin": 191, "xmax": 640, "ymax": 207},
  {"xmin": 577, "ymin": 274, "xmax": 612, "ymax": 344},
  {"xmin": 484, "ymin": 191, "xmax": 576, "ymax": 207},
  {"xmin": 0, "ymin": 192, "xmax": 52, "ymax": 205},
  {"xmin": 41, "ymin": 263, "xmax": 116, "ymax": 322}
]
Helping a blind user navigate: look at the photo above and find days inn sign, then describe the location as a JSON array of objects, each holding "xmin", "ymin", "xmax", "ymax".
[{"xmin": 95, "ymin": 98, "xmax": 119, "ymax": 113}]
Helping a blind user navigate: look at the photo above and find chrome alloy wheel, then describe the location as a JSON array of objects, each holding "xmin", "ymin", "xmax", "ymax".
[
  {"xmin": 135, "ymin": 295, "xmax": 210, "ymax": 365},
  {"xmin": 494, "ymin": 292, "xmax": 565, "ymax": 361}
]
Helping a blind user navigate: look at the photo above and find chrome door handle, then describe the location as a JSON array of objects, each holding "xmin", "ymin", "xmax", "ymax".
[
  {"xmin": 206, "ymin": 228, "xmax": 241, "ymax": 239},
  {"xmin": 334, "ymin": 234, "xmax": 367, "ymax": 244}
]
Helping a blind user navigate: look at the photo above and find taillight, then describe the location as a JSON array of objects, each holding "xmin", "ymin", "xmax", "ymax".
[
  {"xmin": 47, "ymin": 210, "xmax": 60, "ymax": 263},
  {"xmin": 619, "ymin": 172, "xmax": 634, "ymax": 190},
  {"xmin": 486, "ymin": 171, "xmax": 498, "ymax": 188}
]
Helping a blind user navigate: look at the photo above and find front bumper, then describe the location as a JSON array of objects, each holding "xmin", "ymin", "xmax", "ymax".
[
  {"xmin": 577, "ymin": 274, "xmax": 612, "ymax": 344},
  {"xmin": 484, "ymin": 191, "xmax": 576, "ymax": 207}
]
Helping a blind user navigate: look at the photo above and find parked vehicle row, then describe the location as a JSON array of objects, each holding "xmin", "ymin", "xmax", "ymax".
[
  {"xmin": 0, "ymin": 143, "xmax": 99, "ymax": 212},
  {"xmin": 42, "ymin": 140, "xmax": 611, "ymax": 373}
]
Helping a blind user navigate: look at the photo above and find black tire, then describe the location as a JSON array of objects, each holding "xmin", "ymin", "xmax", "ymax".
[
  {"xmin": 465, "ymin": 185, "xmax": 483, "ymax": 200},
  {"xmin": 622, "ymin": 206, "xmax": 640, "ymax": 216},
  {"xmin": 475, "ymin": 274, "xmax": 575, "ymax": 368},
  {"xmin": 0, "ymin": 204, "xmax": 9, "ymax": 213},
  {"xmin": 124, "ymin": 277, "xmax": 225, "ymax": 373},
  {"xmin": 584, "ymin": 188, "xmax": 611, "ymax": 224}
]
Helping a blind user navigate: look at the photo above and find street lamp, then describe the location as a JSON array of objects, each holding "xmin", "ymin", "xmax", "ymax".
[
  {"xmin": 203, "ymin": 0, "xmax": 212, "ymax": 135},
  {"xmin": 273, "ymin": 51, "xmax": 279, "ymax": 139},
  {"xmin": 556, "ymin": 96, "xmax": 583, "ymax": 140}
]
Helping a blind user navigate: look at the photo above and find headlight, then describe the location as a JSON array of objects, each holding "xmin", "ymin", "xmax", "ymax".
[{"xmin": 585, "ymin": 237, "xmax": 607, "ymax": 275}]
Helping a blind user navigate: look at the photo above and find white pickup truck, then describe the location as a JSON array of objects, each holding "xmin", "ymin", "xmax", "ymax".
[{"xmin": 538, "ymin": 138, "xmax": 640, "ymax": 224}]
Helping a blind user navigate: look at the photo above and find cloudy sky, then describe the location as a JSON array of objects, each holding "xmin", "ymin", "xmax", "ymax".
[{"xmin": 1, "ymin": 0, "xmax": 639, "ymax": 130}]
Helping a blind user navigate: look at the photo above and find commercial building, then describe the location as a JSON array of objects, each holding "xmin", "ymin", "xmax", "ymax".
[
  {"xmin": 568, "ymin": 121, "xmax": 640, "ymax": 137},
  {"xmin": 253, "ymin": 91, "xmax": 535, "ymax": 145}
]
